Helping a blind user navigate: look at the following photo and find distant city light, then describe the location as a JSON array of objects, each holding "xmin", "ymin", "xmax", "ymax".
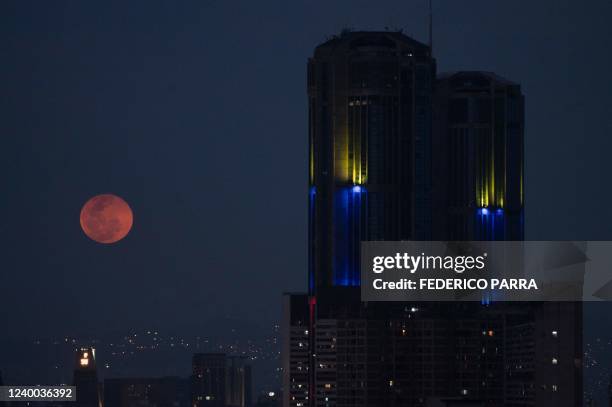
[
  {"xmin": 352, "ymin": 185, "xmax": 362, "ymax": 193},
  {"xmin": 268, "ymin": 391, "xmax": 275, "ymax": 397}
]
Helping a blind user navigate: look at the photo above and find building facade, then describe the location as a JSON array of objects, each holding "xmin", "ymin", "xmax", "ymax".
[
  {"xmin": 103, "ymin": 377, "xmax": 190, "ymax": 407},
  {"xmin": 308, "ymin": 30, "xmax": 435, "ymax": 293},
  {"xmin": 226, "ymin": 356, "xmax": 253, "ymax": 407},
  {"xmin": 281, "ymin": 293, "xmax": 310, "ymax": 407},
  {"xmin": 433, "ymin": 71, "xmax": 524, "ymax": 241},
  {"xmin": 191, "ymin": 353, "xmax": 253, "ymax": 407},
  {"xmin": 192, "ymin": 354, "xmax": 227, "ymax": 407},
  {"xmin": 282, "ymin": 30, "xmax": 582, "ymax": 407},
  {"xmin": 73, "ymin": 347, "xmax": 101, "ymax": 407}
]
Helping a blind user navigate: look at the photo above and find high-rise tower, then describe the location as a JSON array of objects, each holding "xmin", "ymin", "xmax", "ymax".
[
  {"xmin": 226, "ymin": 356, "xmax": 253, "ymax": 407},
  {"xmin": 192, "ymin": 353, "xmax": 227, "ymax": 407},
  {"xmin": 282, "ymin": 30, "xmax": 581, "ymax": 407},
  {"xmin": 73, "ymin": 347, "xmax": 100, "ymax": 407},
  {"xmin": 308, "ymin": 31, "xmax": 436, "ymax": 294},
  {"xmin": 433, "ymin": 71, "xmax": 524, "ymax": 241}
]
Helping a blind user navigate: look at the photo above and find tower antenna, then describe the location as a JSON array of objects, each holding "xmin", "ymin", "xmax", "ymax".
[{"xmin": 428, "ymin": 0, "xmax": 433, "ymax": 55}]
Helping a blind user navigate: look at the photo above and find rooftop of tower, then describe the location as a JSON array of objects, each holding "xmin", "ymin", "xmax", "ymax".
[
  {"xmin": 438, "ymin": 71, "xmax": 519, "ymax": 86},
  {"xmin": 313, "ymin": 30, "xmax": 431, "ymax": 58}
]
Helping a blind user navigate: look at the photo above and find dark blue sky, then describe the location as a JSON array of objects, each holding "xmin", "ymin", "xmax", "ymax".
[{"xmin": 1, "ymin": 0, "xmax": 612, "ymax": 338}]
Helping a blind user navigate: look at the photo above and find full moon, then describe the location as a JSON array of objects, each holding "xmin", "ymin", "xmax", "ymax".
[{"xmin": 80, "ymin": 194, "xmax": 133, "ymax": 244}]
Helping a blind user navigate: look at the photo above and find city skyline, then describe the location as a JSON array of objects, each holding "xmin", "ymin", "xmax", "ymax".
[
  {"xmin": 2, "ymin": 1, "xmax": 612, "ymax": 406},
  {"xmin": 2, "ymin": 0, "xmax": 612, "ymax": 338}
]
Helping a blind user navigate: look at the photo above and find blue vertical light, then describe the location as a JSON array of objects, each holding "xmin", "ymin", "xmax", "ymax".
[
  {"xmin": 333, "ymin": 186, "xmax": 366, "ymax": 287},
  {"xmin": 308, "ymin": 186, "xmax": 316, "ymax": 292},
  {"xmin": 476, "ymin": 207, "xmax": 506, "ymax": 305},
  {"xmin": 475, "ymin": 207, "xmax": 505, "ymax": 241}
]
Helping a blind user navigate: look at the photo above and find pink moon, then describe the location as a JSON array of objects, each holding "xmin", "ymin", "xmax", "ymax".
[{"xmin": 80, "ymin": 194, "xmax": 133, "ymax": 244}]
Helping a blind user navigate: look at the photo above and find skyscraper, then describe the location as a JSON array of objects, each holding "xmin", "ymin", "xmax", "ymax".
[
  {"xmin": 281, "ymin": 293, "xmax": 309, "ymax": 407},
  {"xmin": 192, "ymin": 353, "xmax": 227, "ymax": 407},
  {"xmin": 433, "ymin": 71, "xmax": 524, "ymax": 241},
  {"xmin": 304, "ymin": 30, "xmax": 441, "ymax": 406},
  {"xmin": 308, "ymin": 30, "xmax": 435, "ymax": 294},
  {"xmin": 191, "ymin": 353, "xmax": 252, "ymax": 407},
  {"xmin": 282, "ymin": 29, "xmax": 582, "ymax": 407},
  {"xmin": 434, "ymin": 71, "xmax": 582, "ymax": 406},
  {"xmin": 226, "ymin": 356, "xmax": 253, "ymax": 407},
  {"xmin": 73, "ymin": 347, "xmax": 101, "ymax": 407}
]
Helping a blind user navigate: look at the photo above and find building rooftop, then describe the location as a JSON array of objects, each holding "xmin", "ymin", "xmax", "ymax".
[
  {"xmin": 314, "ymin": 30, "xmax": 430, "ymax": 58},
  {"xmin": 438, "ymin": 71, "xmax": 518, "ymax": 86}
]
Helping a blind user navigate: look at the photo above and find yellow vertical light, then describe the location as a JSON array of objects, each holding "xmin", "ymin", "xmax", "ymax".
[{"xmin": 310, "ymin": 143, "xmax": 314, "ymax": 183}]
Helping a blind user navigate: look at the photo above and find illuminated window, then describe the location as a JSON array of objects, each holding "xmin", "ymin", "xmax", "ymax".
[
  {"xmin": 80, "ymin": 358, "xmax": 89, "ymax": 366},
  {"xmin": 552, "ymin": 358, "xmax": 558, "ymax": 365},
  {"xmin": 324, "ymin": 384, "xmax": 331, "ymax": 389},
  {"xmin": 552, "ymin": 330, "xmax": 558, "ymax": 338}
]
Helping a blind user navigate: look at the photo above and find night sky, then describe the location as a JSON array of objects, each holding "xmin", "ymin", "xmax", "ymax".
[{"xmin": 1, "ymin": 0, "xmax": 612, "ymax": 342}]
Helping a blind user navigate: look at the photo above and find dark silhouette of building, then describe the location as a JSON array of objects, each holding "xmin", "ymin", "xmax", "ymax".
[
  {"xmin": 308, "ymin": 30, "xmax": 435, "ymax": 294},
  {"xmin": 282, "ymin": 30, "xmax": 582, "ymax": 407},
  {"xmin": 281, "ymin": 293, "xmax": 309, "ymax": 407},
  {"xmin": 192, "ymin": 354, "xmax": 227, "ymax": 407},
  {"xmin": 191, "ymin": 353, "xmax": 252, "ymax": 407},
  {"xmin": 226, "ymin": 356, "xmax": 252, "ymax": 407},
  {"xmin": 103, "ymin": 377, "xmax": 190, "ymax": 407},
  {"xmin": 433, "ymin": 71, "xmax": 582, "ymax": 406},
  {"xmin": 73, "ymin": 347, "xmax": 101, "ymax": 407},
  {"xmin": 302, "ymin": 29, "xmax": 448, "ymax": 407}
]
